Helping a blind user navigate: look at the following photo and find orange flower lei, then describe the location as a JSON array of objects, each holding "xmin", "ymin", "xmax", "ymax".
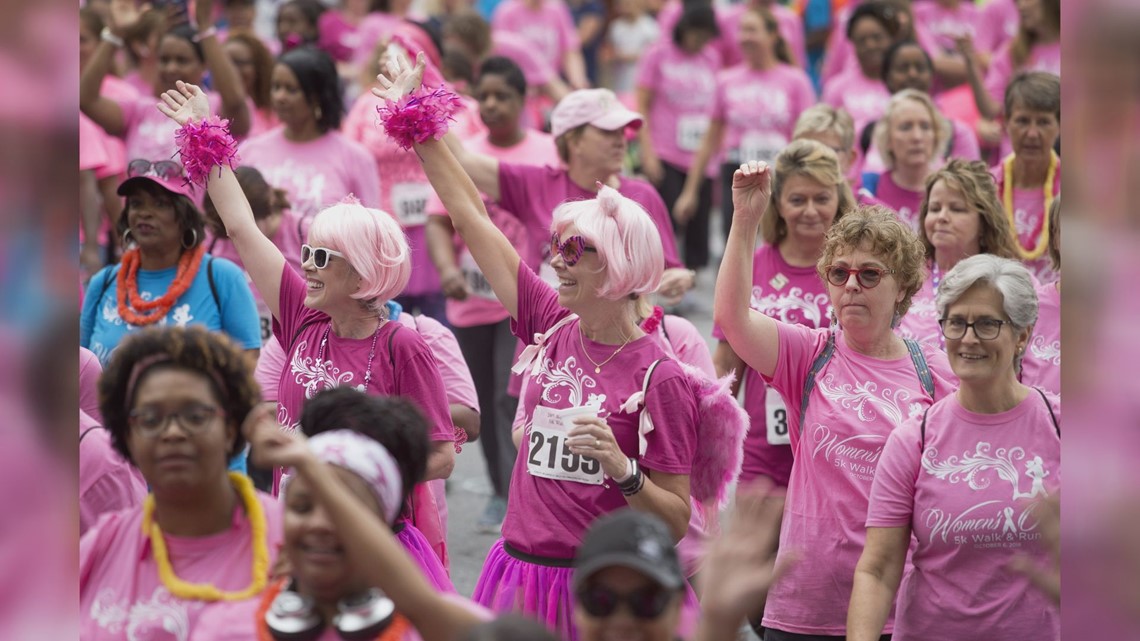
[
  {"xmin": 117, "ymin": 244, "xmax": 207, "ymax": 325},
  {"xmin": 255, "ymin": 578, "xmax": 412, "ymax": 641}
]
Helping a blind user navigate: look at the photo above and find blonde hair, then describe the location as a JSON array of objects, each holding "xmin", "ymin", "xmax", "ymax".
[
  {"xmin": 1047, "ymin": 194, "xmax": 1060, "ymax": 271},
  {"xmin": 818, "ymin": 205, "xmax": 926, "ymax": 317},
  {"xmin": 917, "ymin": 159, "xmax": 1021, "ymax": 261},
  {"xmin": 741, "ymin": 4, "xmax": 794, "ymax": 65},
  {"xmin": 872, "ymin": 89, "xmax": 950, "ymax": 170},
  {"xmin": 793, "ymin": 104, "xmax": 856, "ymax": 153},
  {"xmin": 762, "ymin": 139, "xmax": 856, "ymax": 245}
]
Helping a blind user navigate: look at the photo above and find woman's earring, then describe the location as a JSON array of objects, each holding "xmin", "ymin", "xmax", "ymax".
[
  {"xmin": 891, "ymin": 306, "xmax": 902, "ymax": 329},
  {"xmin": 314, "ymin": 105, "xmax": 322, "ymax": 121},
  {"xmin": 122, "ymin": 228, "xmax": 134, "ymax": 248},
  {"xmin": 182, "ymin": 228, "xmax": 199, "ymax": 249}
]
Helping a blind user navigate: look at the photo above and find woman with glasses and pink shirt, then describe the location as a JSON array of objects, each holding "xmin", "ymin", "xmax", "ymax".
[{"xmin": 716, "ymin": 162, "xmax": 957, "ymax": 638}]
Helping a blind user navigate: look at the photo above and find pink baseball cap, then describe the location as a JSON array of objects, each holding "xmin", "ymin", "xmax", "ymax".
[
  {"xmin": 550, "ymin": 89, "xmax": 643, "ymax": 139},
  {"xmin": 117, "ymin": 159, "xmax": 195, "ymax": 200}
]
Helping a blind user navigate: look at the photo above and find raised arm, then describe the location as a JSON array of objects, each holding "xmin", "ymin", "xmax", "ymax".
[
  {"xmin": 847, "ymin": 526, "xmax": 910, "ymax": 641},
  {"xmin": 439, "ymin": 132, "xmax": 502, "ymax": 201},
  {"xmin": 956, "ymin": 35, "xmax": 1001, "ymax": 120},
  {"xmin": 194, "ymin": 0, "xmax": 251, "ymax": 137},
  {"xmin": 375, "ymin": 54, "xmax": 522, "ymax": 318},
  {"xmin": 80, "ymin": 0, "xmax": 140, "ymax": 137},
  {"xmin": 158, "ymin": 81, "xmax": 286, "ymax": 320},
  {"xmin": 712, "ymin": 161, "xmax": 780, "ymax": 379}
]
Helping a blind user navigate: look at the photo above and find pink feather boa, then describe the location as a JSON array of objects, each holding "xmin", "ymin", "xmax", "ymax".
[
  {"xmin": 375, "ymin": 86, "xmax": 463, "ymax": 151},
  {"xmin": 173, "ymin": 115, "xmax": 240, "ymax": 187},
  {"xmin": 677, "ymin": 361, "xmax": 749, "ymax": 505}
]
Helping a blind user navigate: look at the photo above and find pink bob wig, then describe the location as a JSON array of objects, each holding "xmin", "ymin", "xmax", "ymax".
[
  {"xmin": 551, "ymin": 184, "xmax": 664, "ymax": 300},
  {"xmin": 307, "ymin": 197, "xmax": 411, "ymax": 308}
]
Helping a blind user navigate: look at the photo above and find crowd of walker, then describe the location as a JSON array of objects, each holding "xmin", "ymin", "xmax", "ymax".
[{"xmin": 78, "ymin": 0, "xmax": 1061, "ymax": 639}]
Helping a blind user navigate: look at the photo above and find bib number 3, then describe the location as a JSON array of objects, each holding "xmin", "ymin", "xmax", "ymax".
[
  {"xmin": 527, "ymin": 405, "xmax": 604, "ymax": 485},
  {"xmin": 765, "ymin": 386, "xmax": 791, "ymax": 445}
]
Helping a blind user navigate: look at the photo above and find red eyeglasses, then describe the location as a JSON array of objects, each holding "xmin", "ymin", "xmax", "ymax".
[
  {"xmin": 550, "ymin": 233, "xmax": 597, "ymax": 266},
  {"xmin": 823, "ymin": 264, "xmax": 896, "ymax": 289}
]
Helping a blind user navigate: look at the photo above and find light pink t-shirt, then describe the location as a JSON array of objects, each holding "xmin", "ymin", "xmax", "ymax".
[
  {"xmin": 867, "ymin": 390, "xmax": 1061, "ymax": 641},
  {"xmin": 79, "ymin": 493, "xmax": 285, "ymax": 641},
  {"xmin": 79, "ymin": 410, "xmax": 146, "ymax": 536},
  {"xmin": 350, "ymin": 12, "xmax": 405, "ymax": 71},
  {"xmin": 712, "ymin": 63, "xmax": 817, "ymax": 164},
  {"xmin": 502, "ymin": 266, "xmax": 700, "ymax": 558},
  {"xmin": 91, "ymin": 75, "xmax": 139, "ymax": 180},
  {"xmin": 426, "ymin": 129, "xmax": 559, "ymax": 328},
  {"xmin": 80, "ymin": 346, "xmax": 103, "ymax": 421},
  {"xmin": 821, "ymin": 4, "xmax": 941, "ymax": 83},
  {"xmin": 712, "ymin": 244, "xmax": 832, "ymax": 488},
  {"xmin": 821, "ymin": 68, "xmax": 890, "ymax": 134},
  {"xmin": 976, "ymin": 0, "xmax": 1019, "ymax": 54},
  {"xmin": 895, "ymin": 266, "xmax": 942, "ymax": 348},
  {"xmin": 984, "ymin": 41, "xmax": 1062, "ymax": 105},
  {"xmin": 990, "ymin": 159, "xmax": 1062, "ymax": 283},
  {"xmin": 912, "ymin": 0, "xmax": 984, "ymax": 56},
  {"xmin": 117, "ymin": 91, "xmax": 224, "ymax": 164},
  {"xmin": 490, "ymin": 31, "xmax": 558, "ymax": 89},
  {"xmin": 716, "ymin": 2, "xmax": 808, "ymax": 69},
  {"xmin": 760, "ymin": 323, "xmax": 957, "ymax": 635},
  {"xmin": 237, "ymin": 128, "xmax": 381, "ymax": 223},
  {"xmin": 1020, "ymin": 280, "xmax": 1060, "ymax": 396},
  {"xmin": 635, "ymin": 41, "xmax": 723, "ymax": 173},
  {"xmin": 491, "ymin": 0, "xmax": 581, "ymax": 73},
  {"xmin": 80, "ymin": 112, "xmax": 111, "ymax": 173},
  {"xmin": 873, "ymin": 171, "xmax": 926, "ymax": 233}
]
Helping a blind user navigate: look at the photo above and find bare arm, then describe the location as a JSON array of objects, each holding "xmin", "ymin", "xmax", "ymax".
[
  {"xmin": 713, "ymin": 162, "xmax": 781, "ymax": 379},
  {"xmin": 847, "ymin": 526, "xmax": 910, "ymax": 641},
  {"xmin": 931, "ymin": 53, "xmax": 969, "ymax": 88},
  {"xmin": 194, "ymin": 0, "xmax": 251, "ymax": 137},
  {"xmin": 956, "ymin": 36, "xmax": 1001, "ymax": 120},
  {"xmin": 450, "ymin": 403, "xmax": 481, "ymax": 443},
  {"xmin": 636, "ymin": 86, "xmax": 664, "ymax": 185},
  {"xmin": 441, "ymin": 132, "xmax": 501, "ymax": 201},
  {"xmin": 425, "ymin": 215, "xmax": 469, "ymax": 301},
  {"xmin": 673, "ymin": 118, "xmax": 725, "ymax": 223},
  {"xmin": 80, "ymin": 39, "xmax": 126, "ymax": 137},
  {"xmin": 425, "ymin": 441, "xmax": 456, "ymax": 480},
  {"xmin": 562, "ymin": 48, "xmax": 591, "ymax": 90},
  {"xmin": 713, "ymin": 341, "xmax": 746, "ymax": 397}
]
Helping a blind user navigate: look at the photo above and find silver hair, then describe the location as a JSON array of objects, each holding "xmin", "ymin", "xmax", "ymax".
[{"xmin": 936, "ymin": 255, "xmax": 1039, "ymax": 330}]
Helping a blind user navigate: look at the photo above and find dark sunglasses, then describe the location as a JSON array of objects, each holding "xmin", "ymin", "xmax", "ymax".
[
  {"xmin": 823, "ymin": 264, "xmax": 896, "ymax": 289},
  {"xmin": 576, "ymin": 585, "xmax": 675, "ymax": 620},
  {"xmin": 301, "ymin": 244, "xmax": 347, "ymax": 269},
  {"xmin": 127, "ymin": 159, "xmax": 184, "ymax": 181},
  {"xmin": 550, "ymin": 233, "xmax": 597, "ymax": 267}
]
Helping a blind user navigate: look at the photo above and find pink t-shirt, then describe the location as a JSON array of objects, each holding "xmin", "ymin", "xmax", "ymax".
[
  {"xmin": 760, "ymin": 323, "xmax": 957, "ymax": 635},
  {"xmin": 80, "ymin": 346, "xmax": 103, "ymax": 421},
  {"xmin": 873, "ymin": 171, "xmax": 926, "ymax": 232},
  {"xmin": 712, "ymin": 244, "xmax": 832, "ymax": 488},
  {"xmin": 655, "ymin": 0, "xmax": 737, "ymax": 71},
  {"xmin": 716, "ymin": 3, "xmax": 808, "ymax": 69},
  {"xmin": 490, "ymin": 31, "xmax": 558, "ymax": 89},
  {"xmin": 713, "ymin": 63, "xmax": 817, "ymax": 164},
  {"xmin": 80, "ymin": 112, "xmax": 111, "ymax": 173},
  {"xmin": 92, "ymin": 75, "xmax": 139, "ymax": 180},
  {"xmin": 912, "ymin": 0, "xmax": 984, "ymax": 56},
  {"xmin": 350, "ymin": 13, "xmax": 405, "ymax": 71},
  {"xmin": 984, "ymin": 41, "xmax": 1061, "ymax": 105},
  {"xmin": 1020, "ymin": 281, "xmax": 1060, "ymax": 396},
  {"xmin": 247, "ymin": 100, "xmax": 279, "ymax": 138},
  {"xmin": 318, "ymin": 9, "xmax": 366, "ymax": 62},
  {"xmin": 895, "ymin": 266, "xmax": 942, "ymax": 348},
  {"xmin": 635, "ymin": 41, "xmax": 723, "ymax": 173},
  {"xmin": 491, "ymin": 0, "xmax": 581, "ymax": 73},
  {"xmin": 497, "ymin": 163, "xmax": 683, "ymax": 271},
  {"xmin": 821, "ymin": 68, "xmax": 890, "ymax": 134},
  {"xmin": 867, "ymin": 390, "xmax": 1061, "ymax": 641},
  {"xmin": 976, "ymin": 0, "xmax": 1019, "ymax": 54},
  {"xmin": 502, "ymin": 266, "xmax": 700, "ymax": 558},
  {"xmin": 821, "ymin": 4, "xmax": 941, "ymax": 84},
  {"xmin": 427, "ymin": 129, "xmax": 559, "ymax": 328},
  {"xmin": 238, "ymin": 128, "xmax": 381, "ymax": 223},
  {"xmin": 117, "ymin": 91, "xmax": 224, "ymax": 165},
  {"xmin": 79, "ymin": 410, "xmax": 146, "ymax": 536},
  {"xmin": 79, "ymin": 494, "xmax": 284, "ymax": 641},
  {"xmin": 990, "ymin": 159, "xmax": 1062, "ymax": 283}
]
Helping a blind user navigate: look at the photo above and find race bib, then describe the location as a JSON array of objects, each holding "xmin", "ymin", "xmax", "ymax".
[
  {"xmin": 257, "ymin": 301, "xmax": 273, "ymax": 345},
  {"xmin": 391, "ymin": 182, "xmax": 432, "ymax": 227},
  {"xmin": 736, "ymin": 131, "xmax": 788, "ymax": 164},
  {"xmin": 765, "ymin": 386, "xmax": 791, "ymax": 446},
  {"xmin": 526, "ymin": 405, "xmax": 604, "ymax": 485},
  {"xmin": 676, "ymin": 115, "xmax": 710, "ymax": 152},
  {"xmin": 459, "ymin": 249, "xmax": 497, "ymax": 301}
]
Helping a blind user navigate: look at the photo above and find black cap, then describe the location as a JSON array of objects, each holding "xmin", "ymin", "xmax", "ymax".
[{"xmin": 572, "ymin": 509, "xmax": 683, "ymax": 592}]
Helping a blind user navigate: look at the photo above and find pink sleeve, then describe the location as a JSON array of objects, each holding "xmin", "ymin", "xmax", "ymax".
[
  {"xmin": 641, "ymin": 362, "xmax": 700, "ymax": 475},
  {"xmin": 79, "ymin": 113, "xmax": 110, "ymax": 172},
  {"xmin": 765, "ymin": 322, "xmax": 829, "ymax": 450},
  {"xmin": 79, "ymin": 508, "xmax": 124, "ymax": 591},
  {"xmin": 79, "ymin": 347, "xmax": 103, "ymax": 421},
  {"xmin": 271, "ymin": 263, "xmax": 325, "ymax": 350},
  {"xmin": 634, "ymin": 44, "xmax": 662, "ymax": 90},
  {"xmin": 254, "ymin": 335, "xmax": 286, "ymax": 402},
  {"xmin": 408, "ymin": 315, "xmax": 480, "ymax": 412},
  {"xmin": 664, "ymin": 315, "xmax": 716, "ymax": 378},
  {"xmin": 391, "ymin": 331, "xmax": 460, "ymax": 444},
  {"xmin": 497, "ymin": 161, "xmax": 548, "ymax": 228},
  {"xmin": 865, "ymin": 417, "xmax": 922, "ymax": 527},
  {"xmin": 510, "ymin": 259, "xmax": 570, "ymax": 343}
]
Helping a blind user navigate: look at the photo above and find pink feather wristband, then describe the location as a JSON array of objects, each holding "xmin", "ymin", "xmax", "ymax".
[
  {"xmin": 375, "ymin": 86, "xmax": 463, "ymax": 151},
  {"xmin": 174, "ymin": 116, "xmax": 240, "ymax": 187}
]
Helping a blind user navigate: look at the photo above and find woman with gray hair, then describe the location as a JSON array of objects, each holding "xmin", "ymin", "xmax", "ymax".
[{"xmin": 848, "ymin": 253, "xmax": 1060, "ymax": 641}]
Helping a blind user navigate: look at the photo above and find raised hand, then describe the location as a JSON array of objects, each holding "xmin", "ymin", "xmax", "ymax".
[
  {"xmin": 194, "ymin": 0, "xmax": 214, "ymax": 30},
  {"xmin": 731, "ymin": 160, "xmax": 772, "ymax": 222},
  {"xmin": 157, "ymin": 80, "xmax": 212, "ymax": 125},
  {"xmin": 371, "ymin": 49, "xmax": 426, "ymax": 102},
  {"xmin": 108, "ymin": 0, "xmax": 150, "ymax": 37}
]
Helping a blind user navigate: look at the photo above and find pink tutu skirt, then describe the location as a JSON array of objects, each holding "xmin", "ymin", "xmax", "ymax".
[
  {"xmin": 396, "ymin": 520, "xmax": 455, "ymax": 594},
  {"xmin": 473, "ymin": 538, "xmax": 700, "ymax": 641}
]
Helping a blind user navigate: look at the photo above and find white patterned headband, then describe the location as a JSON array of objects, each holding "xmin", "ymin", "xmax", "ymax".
[{"xmin": 297, "ymin": 430, "xmax": 404, "ymax": 525}]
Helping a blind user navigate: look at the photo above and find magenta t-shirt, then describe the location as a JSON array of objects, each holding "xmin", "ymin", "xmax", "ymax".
[
  {"xmin": 270, "ymin": 264, "xmax": 458, "ymax": 447},
  {"xmin": 867, "ymin": 391, "xmax": 1061, "ymax": 640},
  {"xmin": 912, "ymin": 1, "xmax": 984, "ymax": 56},
  {"xmin": 821, "ymin": 68, "xmax": 890, "ymax": 134},
  {"xmin": 497, "ymin": 163, "xmax": 682, "ymax": 270},
  {"xmin": 238, "ymin": 128, "xmax": 381, "ymax": 222},
  {"xmin": 502, "ymin": 266, "xmax": 699, "ymax": 558},
  {"xmin": 761, "ymin": 323, "xmax": 957, "ymax": 635},
  {"xmin": 713, "ymin": 63, "xmax": 817, "ymax": 164},
  {"xmin": 712, "ymin": 245, "xmax": 832, "ymax": 488},
  {"xmin": 491, "ymin": 0, "xmax": 581, "ymax": 72},
  {"xmin": 79, "ymin": 494, "xmax": 284, "ymax": 641},
  {"xmin": 874, "ymin": 171, "xmax": 926, "ymax": 233},
  {"xmin": 990, "ymin": 159, "xmax": 1062, "ymax": 283},
  {"xmin": 635, "ymin": 41, "xmax": 723, "ymax": 173},
  {"xmin": 1020, "ymin": 281, "xmax": 1060, "ymax": 396}
]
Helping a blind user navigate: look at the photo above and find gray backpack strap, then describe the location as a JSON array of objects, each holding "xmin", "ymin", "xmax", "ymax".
[
  {"xmin": 904, "ymin": 338, "xmax": 936, "ymax": 398},
  {"xmin": 798, "ymin": 332, "xmax": 837, "ymax": 433}
]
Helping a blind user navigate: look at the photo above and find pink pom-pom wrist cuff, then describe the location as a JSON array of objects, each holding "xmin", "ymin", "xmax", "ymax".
[
  {"xmin": 376, "ymin": 86, "xmax": 463, "ymax": 151},
  {"xmin": 174, "ymin": 116, "xmax": 240, "ymax": 187}
]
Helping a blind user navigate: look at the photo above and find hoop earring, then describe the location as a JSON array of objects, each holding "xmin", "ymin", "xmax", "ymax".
[
  {"xmin": 122, "ymin": 228, "xmax": 134, "ymax": 248},
  {"xmin": 182, "ymin": 228, "xmax": 199, "ymax": 249}
]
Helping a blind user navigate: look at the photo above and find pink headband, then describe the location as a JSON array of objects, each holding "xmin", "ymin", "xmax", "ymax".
[{"xmin": 299, "ymin": 430, "xmax": 404, "ymax": 525}]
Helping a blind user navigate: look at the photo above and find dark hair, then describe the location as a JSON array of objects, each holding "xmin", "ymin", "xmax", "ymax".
[
  {"xmin": 80, "ymin": 6, "xmax": 104, "ymax": 36},
  {"xmin": 477, "ymin": 56, "xmax": 527, "ymax": 97},
  {"xmin": 279, "ymin": 0, "xmax": 326, "ymax": 32},
  {"xmin": 442, "ymin": 10, "xmax": 492, "ymax": 57},
  {"xmin": 162, "ymin": 23, "xmax": 206, "ymax": 63},
  {"xmin": 299, "ymin": 388, "xmax": 430, "ymax": 511},
  {"xmin": 203, "ymin": 166, "xmax": 281, "ymax": 236},
  {"xmin": 459, "ymin": 615, "xmax": 561, "ymax": 641},
  {"xmin": 442, "ymin": 47, "xmax": 476, "ymax": 87},
  {"xmin": 98, "ymin": 326, "xmax": 260, "ymax": 465},
  {"xmin": 116, "ymin": 178, "xmax": 207, "ymax": 250},
  {"xmin": 226, "ymin": 31, "xmax": 276, "ymax": 110},
  {"xmin": 881, "ymin": 39, "xmax": 932, "ymax": 86},
  {"xmin": 1003, "ymin": 70, "xmax": 1060, "ymax": 121},
  {"xmin": 846, "ymin": 0, "xmax": 899, "ymax": 41},
  {"xmin": 278, "ymin": 46, "xmax": 344, "ymax": 132},
  {"xmin": 672, "ymin": 4, "xmax": 719, "ymax": 48}
]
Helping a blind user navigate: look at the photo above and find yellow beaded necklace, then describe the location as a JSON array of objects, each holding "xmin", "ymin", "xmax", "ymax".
[
  {"xmin": 1002, "ymin": 151, "xmax": 1058, "ymax": 261},
  {"xmin": 141, "ymin": 472, "xmax": 269, "ymax": 602}
]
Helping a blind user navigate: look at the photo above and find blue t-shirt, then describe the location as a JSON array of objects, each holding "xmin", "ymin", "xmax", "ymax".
[{"xmin": 80, "ymin": 253, "xmax": 261, "ymax": 367}]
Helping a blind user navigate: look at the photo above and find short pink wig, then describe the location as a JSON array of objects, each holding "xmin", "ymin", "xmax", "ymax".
[
  {"xmin": 551, "ymin": 185, "xmax": 664, "ymax": 300},
  {"xmin": 307, "ymin": 199, "xmax": 411, "ymax": 306}
]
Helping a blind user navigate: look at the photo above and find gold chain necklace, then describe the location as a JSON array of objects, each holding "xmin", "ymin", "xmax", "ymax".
[{"xmin": 578, "ymin": 324, "xmax": 634, "ymax": 374}]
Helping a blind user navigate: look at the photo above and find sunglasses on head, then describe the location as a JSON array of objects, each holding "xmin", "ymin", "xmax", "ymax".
[
  {"xmin": 576, "ymin": 584, "xmax": 674, "ymax": 620},
  {"xmin": 127, "ymin": 159, "xmax": 184, "ymax": 182},
  {"xmin": 301, "ymin": 244, "xmax": 347, "ymax": 269},
  {"xmin": 550, "ymin": 233, "xmax": 597, "ymax": 267},
  {"xmin": 823, "ymin": 264, "xmax": 896, "ymax": 289}
]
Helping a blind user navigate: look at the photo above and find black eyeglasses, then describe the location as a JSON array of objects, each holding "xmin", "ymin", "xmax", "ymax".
[
  {"xmin": 938, "ymin": 317, "xmax": 1007, "ymax": 341},
  {"xmin": 128, "ymin": 403, "xmax": 224, "ymax": 438},
  {"xmin": 576, "ymin": 585, "xmax": 675, "ymax": 620},
  {"xmin": 127, "ymin": 159, "xmax": 184, "ymax": 181},
  {"xmin": 823, "ymin": 264, "xmax": 896, "ymax": 289},
  {"xmin": 301, "ymin": 244, "xmax": 347, "ymax": 269}
]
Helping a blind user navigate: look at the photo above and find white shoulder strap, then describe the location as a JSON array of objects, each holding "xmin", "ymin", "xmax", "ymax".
[
  {"xmin": 619, "ymin": 358, "xmax": 667, "ymax": 457},
  {"xmin": 511, "ymin": 313, "xmax": 579, "ymax": 377}
]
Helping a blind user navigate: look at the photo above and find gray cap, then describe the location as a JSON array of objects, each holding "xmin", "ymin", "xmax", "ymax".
[{"xmin": 572, "ymin": 509, "xmax": 683, "ymax": 592}]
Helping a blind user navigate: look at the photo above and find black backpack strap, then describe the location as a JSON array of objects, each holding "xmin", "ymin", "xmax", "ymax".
[
  {"xmin": 920, "ymin": 406, "xmax": 931, "ymax": 451},
  {"xmin": 206, "ymin": 256, "xmax": 221, "ymax": 312},
  {"xmin": 1035, "ymin": 387, "xmax": 1060, "ymax": 436},
  {"xmin": 860, "ymin": 119, "xmax": 876, "ymax": 156},
  {"xmin": 904, "ymin": 339, "xmax": 936, "ymax": 399},
  {"xmin": 799, "ymin": 332, "xmax": 837, "ymax": 433},
  {"xmin": 79, "ymin": 425, "xmax": 102, "ymax": 444},
  {"xmin": 287, "ymin": 319, "xmax": 319, "ymax": 354},
  {"xmin": 387, "ymin": 321, "xmax": 402, "ymax": 367}
]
